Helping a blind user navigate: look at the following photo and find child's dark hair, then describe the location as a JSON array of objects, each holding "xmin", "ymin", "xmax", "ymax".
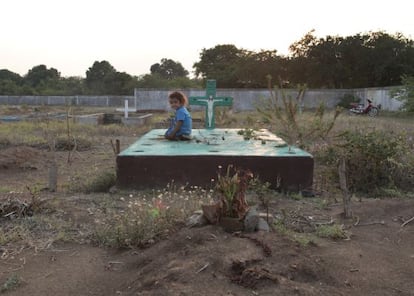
[{"xmin": 169, "ymin": 91, "xmax": 188, "ymax": 106}]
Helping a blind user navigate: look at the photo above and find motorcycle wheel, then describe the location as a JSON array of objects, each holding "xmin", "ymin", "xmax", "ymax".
[{"xmin": 368, "ymin": 107, "xmax": 378, "ymax": 117}]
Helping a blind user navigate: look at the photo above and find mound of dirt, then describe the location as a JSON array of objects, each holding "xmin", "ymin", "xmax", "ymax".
[
  {"xmin": 0, "ymin": 146, "xmax": 47, "ymax": 170},
  {"xmin": 1, "ymin": 198, "xmax": 414, "ymax": 296}
]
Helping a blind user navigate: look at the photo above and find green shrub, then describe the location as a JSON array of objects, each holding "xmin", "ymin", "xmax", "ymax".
[
  {"xmin": 316, "ymin": 224, "xmax": 347, "ymax": 240},
  {"xmin": 0, "ymin": 274, "xmax": 20, "ymax": 293},
  {"xmin": 336, "ymin": 93, "xmax": 360, "ymax": 108},
  {"xmin": 67, "ymin": 170, "xmax": 116, "ymax": 193},
  {"xmin": 336, "ymin": 130, "xmax": 412, "ymax": 193},
  {"xmin": 54, "ymin": 135, "xmax": 92, "ymax": 151},
  {"xmin": 85, "ymin": 171, "xmax": 116, "ymax": 193}
]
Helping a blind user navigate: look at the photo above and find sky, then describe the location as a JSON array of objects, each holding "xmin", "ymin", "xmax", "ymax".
[{"xmin": 1, "ymin": 0, "xmax": 413, "ymax": 78}]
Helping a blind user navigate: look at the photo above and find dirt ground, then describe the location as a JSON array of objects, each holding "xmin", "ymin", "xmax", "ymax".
[{"xmin": 1, "ymin": 139, "xmax": 414, "ymax": 295}]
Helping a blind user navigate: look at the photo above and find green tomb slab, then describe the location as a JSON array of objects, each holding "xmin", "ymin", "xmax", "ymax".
[{"xmin": 116, "ymin": 128, "xmax": 314, "ymax": 191}]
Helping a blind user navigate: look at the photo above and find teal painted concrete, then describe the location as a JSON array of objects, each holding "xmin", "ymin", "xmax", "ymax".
[{"xmin": 120, "ymin": 129, "xmax": 312, "ymax": 157}]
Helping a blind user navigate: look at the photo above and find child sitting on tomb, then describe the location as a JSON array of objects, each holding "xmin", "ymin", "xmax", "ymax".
[{"xmin": 165, "ymin": 91, "xmax": 192, "ymax": 140}]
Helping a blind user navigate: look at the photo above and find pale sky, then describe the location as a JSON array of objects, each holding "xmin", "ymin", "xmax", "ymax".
[{"xmin": 1, "ymin": 0, "xmax": 413, "ymax": 78}]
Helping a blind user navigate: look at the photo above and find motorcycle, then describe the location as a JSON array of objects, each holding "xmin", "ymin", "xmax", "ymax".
[{"xmin": 348, "ymin": 99, "xmax": 380, "ymax": 117}]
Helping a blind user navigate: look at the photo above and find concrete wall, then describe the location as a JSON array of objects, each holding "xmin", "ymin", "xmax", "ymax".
[
  {"xmin": 0, "ymin": 87, "xmax": 403, "ymax": 111},
  {"xmin": 134, "ymin": 87, "xmax": 402, "ymax": 111}
]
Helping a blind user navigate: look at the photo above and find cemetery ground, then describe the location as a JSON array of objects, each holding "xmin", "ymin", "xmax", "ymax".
[{"xmin": 0, "ymin": 105, "xmax": 414, "ymax": 296}]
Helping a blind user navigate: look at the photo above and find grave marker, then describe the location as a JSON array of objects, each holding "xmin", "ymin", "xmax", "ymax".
[{"xmin": 189, "ymin": 80, "xmax": 233, "ymax": 129}]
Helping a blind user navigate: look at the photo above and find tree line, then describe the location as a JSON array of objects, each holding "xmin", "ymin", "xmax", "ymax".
[{"xmin": 1, "ymin": 31, "xmax": 414, "ymax": 95}]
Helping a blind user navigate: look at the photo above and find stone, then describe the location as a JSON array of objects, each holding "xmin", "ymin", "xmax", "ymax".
[
  {"xmin": 186, "ymin": 212, "xmax": 209, "ymax": 228},
  {"xmin": 244, "ymin": 207, "xmax": 260, "ymax": 232},
  {"xmin": 256, "ymin": 218, "xmax": 270, "ymax": 232}
]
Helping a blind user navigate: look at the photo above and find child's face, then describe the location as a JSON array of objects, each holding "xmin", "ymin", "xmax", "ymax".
[{"xmin": 169, "ymin": 98, "xmax": 181, "ymax": 110}]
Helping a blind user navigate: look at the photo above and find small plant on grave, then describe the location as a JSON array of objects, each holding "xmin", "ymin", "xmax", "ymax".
[
  {"xmin": 237, "ymin": 128, "xmax": 256, "ymax": 140},
  {"xmin": 214, "ymin": 165, "xmax": 253, "ymax": 219}
]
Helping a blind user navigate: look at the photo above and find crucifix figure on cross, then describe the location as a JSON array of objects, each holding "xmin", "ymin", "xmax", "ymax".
[{"xmin": 189, "ymin": 80, "xmax": 233, "ymax": 129}]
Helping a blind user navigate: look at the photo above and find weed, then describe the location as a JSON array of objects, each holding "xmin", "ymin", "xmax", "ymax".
[
  {"xmin": 214, "ymin": 165, "xmax": 252, "ymax": 218},
  {"xmin": 54, "ymin": 135, "xmax": 92, "ymax": 151},
  {"xmin": 68, "ymin": 170, "xmax": 116, "ymax": 193},
  {"xmin": 237, "ymin": 128, "xmax": 256, "ymax": 140},
  {"xmin": 273, "ymin": 220, "xmax": 316, "ymax": 247},
  {"xmin": 93, "ymin": 185, "xmax": 214, "ymax": 248},
  {"xmin": 0, "ymin": 274, "xmax": 20, "ymax": 293},
  {"xmin": 315, "ymin": 224, "xmax": 347, "ymax": 240},
  {"xmin": 293, "ymin": 234, "xmax": 316, "ymax": 247},
  {"xmin": 336, "ymin": 130, "xmax": 412, "ymax": 193},
  {"xmin": 256, "ymin": 76, "xmax": 341, "ymax": 149},
  {"xmin": 86, "ymin": 171, "xmax": 116, "ymax": 193},
  {"xmin": 288, "ymin": 192, "xmax": 303, "ymax": 201},
  {"xmin": 314, "ymin": 198, "xmax": 331, "ymax": 210},
  {"xmin": 0, "ymin": 213, "xmax": 76, "ymax": 247}
]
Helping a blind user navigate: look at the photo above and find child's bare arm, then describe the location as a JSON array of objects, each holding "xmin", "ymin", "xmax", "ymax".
[{"xmin": 165, "ymin": 120, "xmax": 183, "ymax": 139}]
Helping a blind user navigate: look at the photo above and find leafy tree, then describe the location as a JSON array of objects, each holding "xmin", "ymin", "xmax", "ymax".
[
  {"xmin": 393, "ymin": 75, "xmax": 414, "ymax": 112},
  {"xmin": 0, "ymin": 69, "xmax": 23, "ymax": 95},
  {"xmin": 85, "ymin": 61, "xmax": 136, "ymax": 95},
  {"xmin": 150, "ymin": 58, "xmax": 189, "ymax": 80},
  {"xmin": 363, "ymin": 32, "xmax": 414, "ymax": 86},
  {"xmin": 23, "ymin": 65, "xmax": 60, "ymax": 88},
  {"xmin": 289, "ymin": 30, "xmax": 318, "ymax": 58},
  {"xmin": 236, "ymin": 50, "xmax": 286, "ymax": 88},
  {"xmin": 85, "ymin": 61, "xmax": 117, "ymax": 94},
  {"xmin": 59, "ymin": 76, "xmax": 86, "ymax": 95},
  {"xmin": 286, "ymin": 31, "xmax": 414, "ymax": 88},
  {"xmin": 0, "ymin": 80, "xmax": 21, "ymax": 95},
  {"xmin": 136, "ymin": 73, "xmax": 201, "ymax": 89},
  {"xmin": 0, "ymin": 69, "xmax": 22, "ymax": 84},
  {"xmin": 193, "ymin": 44, "xmax": 244, "ymax": 87}
]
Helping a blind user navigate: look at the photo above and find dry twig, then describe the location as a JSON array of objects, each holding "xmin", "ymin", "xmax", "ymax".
[
  {"xmin": 196, "ymin": 263, "xmax": 210, "ymax": 273},
  {"xmin": 401, "ymin": 216, "xmax": 414, "ymax": 227}
]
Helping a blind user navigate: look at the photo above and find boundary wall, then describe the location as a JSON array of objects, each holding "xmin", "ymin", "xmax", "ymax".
[{"xmin": 0, "ymin": 87, "xmax": 402, "ymax": 111}]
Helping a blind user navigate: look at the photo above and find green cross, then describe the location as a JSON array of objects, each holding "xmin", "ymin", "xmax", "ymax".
[{"xmin": 189, "ymin": 80, "xmax": 233, "ymax": 129}]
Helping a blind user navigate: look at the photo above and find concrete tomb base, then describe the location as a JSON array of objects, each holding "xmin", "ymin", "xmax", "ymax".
[{"xmin": 116, "ymin": 129, "xmax": 313, "ymax": 191}]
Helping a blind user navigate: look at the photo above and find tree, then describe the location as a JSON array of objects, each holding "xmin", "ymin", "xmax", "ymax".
[
  {"xmin": 236, "ymin": 50, "xmax": 286, "ymax": 88},
  {"xmin": 150, "ymin": 58, "xmax": 189, "ymax": 80},
  {"xmin": 107, "ymin": 71, "xmax": 137, "ymax": 95},
  {"xmin": 23, "ymin": 65, "xmax": 60, "ymax": 88},
  {"xmin": 136, "ymin": 73, "xmax": 201, "ymax": 89},
  {"xmin": 0, "ymin": 69, "xmax": 23, "ymax": 95},
  {"xmin": 394, "ymin": 75, "xmax": 414, "ymax": 112},
  {"xmin": 85, "ymin": 60, "xmax": 117, "ymax": 94},
  {"xmin": 85, "ymin": 60, "xmax": 136, "ymax": 95},
  {"xmin": 287, "ymin": 31, "xmax": 414, "ymax": 88},
  {"xmin": 58, "ymin": 76, "xmax": 86, "ymax": 95},
  {"xmin": 193, "ymin": 44, "xmax": 243, "ymax": 88},
  {"xmin": 0, "ymin": 69, "xmax": 22, "ymax": 83}
]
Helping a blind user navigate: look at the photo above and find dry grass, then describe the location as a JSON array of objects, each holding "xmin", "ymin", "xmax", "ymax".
[{"xmin": 0, "ymin": 106, "xmax": 413, "ymax": 252}]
